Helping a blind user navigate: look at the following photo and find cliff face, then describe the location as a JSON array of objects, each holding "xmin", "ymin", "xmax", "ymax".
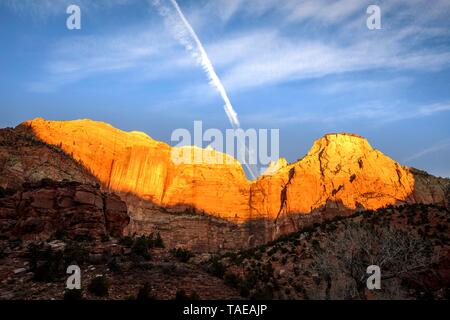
[
  {"xmin": 0, "ymin": 179, "xmax": 129, "ymax": 241},
  {"xmin": 2, "ymin": 118, "xmax": 448, "ymax": 250},
  {"xmin": 250, "ymin": 133, "xmax": 428, "ymax": 220},
  {"xmin": 19, "ymin": 119, "xmax": 449, "ymax": 225},
  {"xmin": 20, "ymin": 118, "xmax": 251, "ymax": 221}
]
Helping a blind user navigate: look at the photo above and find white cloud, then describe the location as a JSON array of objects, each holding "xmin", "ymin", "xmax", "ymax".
[
  {"xmin": 241, "ymin": 101, "xmax": 450, "ymax": 125},
  {"xmin": 2, "ymin": 0, "xmax": 135, "ymax": 18},
  {"xmin": 27, "ymin": 23, "xmax": 183, "ymax": 92},
  {"xmin": 206, "ymin": 0, "xmax": 450, "ymax": 26},
  {"xmin": 316, "ymin": 77, "xmax": 413, "ymax": 95},
  {"xmin": 19, "ymin": 0, "xmax": 450, "ymax": 95},
  {"xmin": 205, "ymin": 29, "xmax": 450, "ymax": 92},
  {"xmin": 404, "ymin": 138, "xmax": 450, "ymax": 163},
  {"xmin": 188, "ymin": 0, "xmax": 450, "ymax": 92}
]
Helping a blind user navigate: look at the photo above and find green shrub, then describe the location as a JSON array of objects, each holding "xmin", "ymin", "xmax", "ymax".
[
  {"xmin": 0, "ymin": 187, "xmax": 15, "ymax": 199},
  {"xmin": 27, "ymin": 243, "xmax": 64, "ymax": 282},
  {"xmin": 224, "ymin": 271, "xmax": 242, "ymax": 288},
  {"xmin": 293, "ymin": 282, "xmax": 306, "ymax": 293},
  {"xmin": 207, "ymin": 257, "xmax": 226, "ymax": 278},
  {"xmin": 119, "ymin": 235, "xmax": 134, "ymax": 248},
  {"xmin": 251, "ymin": 284, "xmax": 274, "ymax": 300},
  {"xmin": 137, "ymin": 283, "xmax": 155, "ymax": 300},
  {"xmin": 52, "ymin": 229, "xmax": 68, "ymax": 241},
  {"xmin": 170, "ymin": 248, "xmax": 193, "ymax": 263},
  {"xmin": 120, "ymin": 234, "xmax": 164, "ymax": 257},
  {"xmin": 152, "ymin": 232, "xmax": 165, "ymax": 248},
  {"xmin": 175, "ymin": 289, "xmax": 189, "ymax": 300},
  {"xmin": 88, "ymin": 276, "xmax": 109, "ymax": 297},
  {"xmin": 131, "ymin": 236, "xmax": 151, "ymax": 260},
  {"xmin": 64, "ymin": 242, "xmax": 89, "ymax": 265},
  {"xmin": 108, "ymin": 257, "xmax": 122, "ymax": 274},
  {"xmin": 190, "ymin": 291, "xmax": 200, "ymax": 300},
  {"xmin": 311, "ymin": 239, "xmax": 321, "ymax": 251},
  {"xmin": 267, "ymin": 248, "xmax": 276, "ymax": 256}
]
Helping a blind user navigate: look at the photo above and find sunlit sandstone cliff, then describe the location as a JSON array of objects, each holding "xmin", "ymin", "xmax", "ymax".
[
  {"xmin": 19, "ymin": 119, "xmax": 450, "ymax": 226},
  {"xmin": 21, "ymin": 118, "xmax": 250, "ymax": 221},
  {"xmin": 251, "ymin": 133, "xmax": 418, "ymax": 219}
]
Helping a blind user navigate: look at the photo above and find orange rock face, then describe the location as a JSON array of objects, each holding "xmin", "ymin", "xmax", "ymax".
[
  {"xmin": 21, "ymin": 119, "xmax": 449, "ymax": 224},
  {"xmin": 250, "ymin": 133, "xmax": 418, "ymax": 219},
  {"xmin": 22, "ymin": 118, "xmax": 251, "ymax": 221}
]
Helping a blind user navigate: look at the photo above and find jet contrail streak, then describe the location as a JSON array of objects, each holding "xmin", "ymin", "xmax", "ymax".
[
  {"xmin": 161, "ymin": 0, "xmax": 240, "ymax": 128},
  {"xmin": 154, "ymin": 0, "xmax": 257, "ymax": 179}
]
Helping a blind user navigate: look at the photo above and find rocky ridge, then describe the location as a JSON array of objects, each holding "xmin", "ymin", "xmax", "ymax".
[{"xmin": 0, "ymin": 119, "xmax": 449, "ymax": 249}]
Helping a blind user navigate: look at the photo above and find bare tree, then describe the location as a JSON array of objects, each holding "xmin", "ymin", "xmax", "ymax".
[{"xmin": 311, "ymin": 221, "xmax": 434, "ymax": 299}]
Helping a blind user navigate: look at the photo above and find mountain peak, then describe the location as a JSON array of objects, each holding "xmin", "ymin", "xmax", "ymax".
[
  {"xmin": 303, "ymin": 133, "xmax": 376, "ymax": 167},
  {"xmin": 8, "ymin": 119, "xmax": 449, "ymax": 227}
]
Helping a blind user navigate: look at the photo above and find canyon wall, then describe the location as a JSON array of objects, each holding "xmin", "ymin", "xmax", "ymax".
[
  {"xmin": 21, "ymin": 118, "xmax": 251, "ymax": 222},
  {"xmin": 1, "ymin": 118, "xmax": 448, "ymax": 250}
]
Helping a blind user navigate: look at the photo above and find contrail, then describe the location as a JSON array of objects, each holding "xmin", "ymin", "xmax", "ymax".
[
  {"xmin": 153, "ymin": 0, "xmax": 240, "ymax": 128},
  {"xmin": 153, "ymin": 0, "xmax": 258, "ymax": 179}
]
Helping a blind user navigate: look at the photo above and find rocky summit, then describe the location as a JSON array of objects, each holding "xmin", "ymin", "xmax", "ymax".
[{"xmin": 0, "ymin": 118, "xmax": 449, "ymax": 250}]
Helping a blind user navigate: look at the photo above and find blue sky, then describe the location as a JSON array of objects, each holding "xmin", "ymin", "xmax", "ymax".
[{"xmin": 0, "ymin": 0, "xmax": 450, "ymax": 177}]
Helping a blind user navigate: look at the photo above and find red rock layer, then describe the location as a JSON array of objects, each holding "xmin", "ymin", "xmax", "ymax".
[{"xmin": 0, "ymin": 179, "xmax": 129, "ymax": 240}]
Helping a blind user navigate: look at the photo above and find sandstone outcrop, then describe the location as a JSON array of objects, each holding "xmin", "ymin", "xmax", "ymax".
[
  {"xmin": 1, "ymin": 118, "xmax": 448, "ymax": 250},
  {"xmin": 0, "ymin": 179, "xmax": 129, "ymax": 240},
  {"xmin": 20, "ymin": 118, "xmax": 250, "ymax": 221},
  {"xmin": 21, "ymin": 119, "xmax": 449, "ymax": 220},
  {"xmin": 250, "ymin": 133, "xmax": 448, "ymax": 220}
]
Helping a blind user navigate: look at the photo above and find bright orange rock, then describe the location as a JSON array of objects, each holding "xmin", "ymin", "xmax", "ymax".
[
  {"xmin": 250, "ymin": 133, "xmax": 418, "ymax": 219},
  {"xmin": 22, "ymin": 119, "xmax": 449, "ymax": 223},
  {"xmin": 23, "ymin": 118, "xmax": 251, "ymax": 221}
]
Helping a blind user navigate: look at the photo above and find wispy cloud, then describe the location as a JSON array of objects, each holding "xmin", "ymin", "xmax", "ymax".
[
  {"xmin": 15, "ymin": 0, "xmax": 450, "ymax": 96},
  {"xmin": 27, "ymin": 23, "xmax": 181, "ymax": 92},
  {"xmin": 242, "ymin": 101, "xmax": 450, "ymax": 125},
  {"xmin": 205, "ymin": 28, "xmax": 450, "ymax": 92},
  {"xmin": 2, "ymin": 0, "xmax": 135, "ymax": 18},
  {"xmin": 316, "ymin": 77, "xmax": 413, "ymax": 95},
  {"xmin": 189, "ymin": 0, "xmax": 450, "ymax": 92},
  {"xmin": 207, "ymin": 0, "xmax": 450, "ymax": 26},
  {"xmin": 404, "ymin": 138, "xmax": 450, "ymax": 162}
]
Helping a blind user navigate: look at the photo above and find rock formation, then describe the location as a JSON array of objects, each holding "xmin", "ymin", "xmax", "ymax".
[
  {"xmin": 0, "ymin": 179, "xmax": 129, "ymax": 241},
  {"xmin": 0, "ymin": 126, "xmax": 97, "ymax": 190},
  {"xmin": 0, "ymin": 118, "xmax": 448, "ymax": 250},
  {"xmin": 20, "ymin": 118, "xmax": 250, "ymax": 221},
  {"xmin": 250, "ymin": 133, "xmax": 447, "ymax": 220},
  {"xmin": 21, "ymin": 119, "xmax": 449, "ymax": 217}
]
